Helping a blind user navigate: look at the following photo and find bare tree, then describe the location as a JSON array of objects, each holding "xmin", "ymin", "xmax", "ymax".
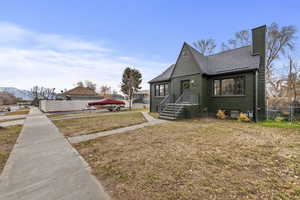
[
  {"xmin": 84, "ymin": 80, "xmax": 96, "ymax": 91},
  {"xmin": 100, "ymin": 85, "xmax": 111, "ymax": 97},
  {"xmin": 193, "ymin": 39, "xmax": 216, "ymax": 55},
  {"xmin": 222, "ymin": 23, "xmax": 297, "ymax": 96},
  {"xmin": 30, "ymin": 86, "xmax": 56, "ymax": 106},
  {"xmin": 221, "ymin": 30, "xmax": 251, "ymax": 51},
  {"xmin": 265, "ymin": 23, "xmax": 296, "ymax": 82},
  {"xmin": 286, "ymin": 56, "xmax": 299, "ymax": 121},
  {"xmin": 76, "ymin": 81, "xmax": 84, "ymax": 87},
  {"xmin": 75, "ymin": 80, "xmax": 97, "ymax": 91}
]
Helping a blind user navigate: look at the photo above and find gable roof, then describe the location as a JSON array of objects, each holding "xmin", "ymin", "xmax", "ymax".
[
  {"xmin": 149, "ymin": 64, "xmax": 175, "ymax": 83},
  {"xmin": 186, "ymin": 43, "xmax": 260, "ymax": 75},
  {"xmin": 150, "ymin": 43, "xmax": 260, "ymax": 83},
  {"xmin": 60, "ymin": 86, "xmax": 98, "ymax": 96}
]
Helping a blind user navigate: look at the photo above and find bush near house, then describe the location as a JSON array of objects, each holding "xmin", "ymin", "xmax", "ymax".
[
  {"xmin": 216, "ymin": 110, "xmax": 226, "ymax": 119},
  {"xmin": 238, "ymin": 112, "xmax": 250, "ymax": 122}
]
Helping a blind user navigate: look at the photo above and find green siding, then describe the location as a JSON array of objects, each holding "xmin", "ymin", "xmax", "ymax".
[
  {"xmin": 172, "ymin": 45, "xmax": 201, "ymax": 78},
  {"xmin": 150, "ymin": 82, "xmax": 170, "ymax": 112},
  {"xmin": 170, "ymin": 74, "xmax": 202, "ymax": 102},
  {"xmin": 206, "ymin": 72, "xmax": 255, "ymax": 115}
]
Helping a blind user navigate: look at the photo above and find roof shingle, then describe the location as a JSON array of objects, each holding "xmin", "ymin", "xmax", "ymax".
[{"xmin": 150, "ymin": 43, "xmax": 260, "ymax": 83}]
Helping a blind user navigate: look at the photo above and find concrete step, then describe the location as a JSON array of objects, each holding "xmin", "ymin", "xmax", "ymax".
[
  {"xmin": 159, "ymin": 115, "xmax": 177, "ymax": 120},
  {"xmin": 163, "ymin": 108, "xmax": 182, "ymax": 112},
  {"xmin": 160, "ymin": 113, "xmax": 179, "ymax": 118},
  {"xmin": 161, "ymin": 110, "xmax": 181, "ymax": 114}
]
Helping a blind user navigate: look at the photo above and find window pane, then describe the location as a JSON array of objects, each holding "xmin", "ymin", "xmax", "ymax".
[
  {"xmin": 160, "ymin": 84, "xmax": 165, "ymax": 96},
  {"xmin": 155, "ymin": 85, "xmax": 159, "ymax": 96},
  {"xmin": 214, "ymin": 80, "xmax": 221, "ymax": 95},
  {"xmin": 234, "ymin": 77, "xmax": 244, "ymax": 95},
  {"xmin": 221, "ymin": 79, "xmax": 235, "ymax": 95},
  {"xmin": 165, "ymin": 84, "xmax": 169, "ymax": 95}
]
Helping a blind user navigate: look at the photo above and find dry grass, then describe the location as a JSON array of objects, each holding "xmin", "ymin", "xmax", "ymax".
[
  {"xmin": 74, "ymin": 118, "xmax": 300, "ymax": 200},
  {"xmin": 53, "ymin": 112, "xmax": 147, "ymax": 137},
  {"xmin": 148, "ymin": 112, "xmax": 159, "ymax": 119},
  {"xmin": 0, "ymin": 125, "xmax": 22, "ymax": 174},
  {"xmin": 47, "ymin": 111, "xmax": 107, "ymax": 119},
  {"xmin": 0, "ymin": 118, "xmax": 25, "ymax": 123},
  {"xmin": 48, "ymin": 109, "xmax": 148, "ymax": 119},
  {"xmin": 4, "ymin": 109, "xmax": 29, "ymax": 116}
]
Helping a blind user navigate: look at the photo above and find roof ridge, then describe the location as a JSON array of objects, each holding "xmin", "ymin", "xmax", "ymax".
[{"xmin": 208, "ymin": 45, "xmax": 251, "ymax": 57}]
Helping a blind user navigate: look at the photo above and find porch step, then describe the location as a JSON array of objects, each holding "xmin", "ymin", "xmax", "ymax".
[
  {"xmin": 159, "ymin": 115, "xmax": 177, "ymax": 120},
  {"xmin": 159, "ymin": 103, "xmax": 185, "ymax": 120}
]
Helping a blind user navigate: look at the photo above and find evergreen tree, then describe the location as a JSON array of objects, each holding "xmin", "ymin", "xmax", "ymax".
[{"xmin": 121, "ymin": 67, "xmax": 142, "ymax": 109}]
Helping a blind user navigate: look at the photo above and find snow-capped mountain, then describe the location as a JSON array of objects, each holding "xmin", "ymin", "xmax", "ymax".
[{"xmin": 0, "ymin": 87, "xmax": 32, "ymax": 100}]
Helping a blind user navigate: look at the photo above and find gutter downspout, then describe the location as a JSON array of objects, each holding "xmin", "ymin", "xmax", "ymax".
[{"xmin": 254, "ymin": 70, "xmax": 258, "ymax": 122}]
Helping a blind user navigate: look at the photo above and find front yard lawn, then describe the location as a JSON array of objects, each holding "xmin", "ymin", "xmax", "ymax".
[
  {"xmin": 0, "ymin": 125, "xmax": 22, "ymax": 174},
  {"xmin": 259, "ymin": 120, "xmax": 300, "ymax": 129},
  {"xmin": 74, "ymin": 118, "xmax": 300, "ymax": 200},
  {"xmin": 53, "ymin": 112, "xmax": 147, "ymax": 137}
]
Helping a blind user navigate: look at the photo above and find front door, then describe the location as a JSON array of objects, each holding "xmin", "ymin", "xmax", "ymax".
[{"xmin": 180, "ymin": 80, "xmax": 190, "ymax": 94}]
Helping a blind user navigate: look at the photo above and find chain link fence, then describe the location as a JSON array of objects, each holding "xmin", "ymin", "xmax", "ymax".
[{"xmin": 266, "ymin": 105, "xmax": 300, "ymax": 122}]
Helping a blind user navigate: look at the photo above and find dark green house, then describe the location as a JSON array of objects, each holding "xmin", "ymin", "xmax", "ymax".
[{"xmin": 149, "ymin": 25, "xmax": 266, "ymax": 121}]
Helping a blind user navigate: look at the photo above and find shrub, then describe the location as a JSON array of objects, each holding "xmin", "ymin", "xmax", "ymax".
[
  {"xmin": 238, "ymin": 112, "xmax": 250, "ymax": 122},
  {"xmin": 216, "ymin": 110, "xmax": 226, "ymax": 120}
]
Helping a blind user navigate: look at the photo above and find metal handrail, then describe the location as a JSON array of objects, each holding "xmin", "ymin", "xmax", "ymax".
[
  {"xmin": 175, "ymin": 91, "xmax": 185, "ymax": 103},
  {"xmin": 175, "ymin": 90, "xmax": 199, "ymax": 104},
  {"xmin": 159, "ymin": 95, "xmax": 171, "ymax": 112}
]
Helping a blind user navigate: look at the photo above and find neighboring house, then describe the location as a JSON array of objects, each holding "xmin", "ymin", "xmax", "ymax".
[
  {"xmin": 0, "ymin": 92, "xmax": 17, "ymax": 105},
  {"xmin": 56, "ymin": 86, "xmax": 102, "ymax": 100},
  {"xmin": 133, "ymin": 90, "xmax": 150, "ymax": 104},
  {"xmin": 149, "ymin": 25, "xmax": 266, "ymax": 121}
]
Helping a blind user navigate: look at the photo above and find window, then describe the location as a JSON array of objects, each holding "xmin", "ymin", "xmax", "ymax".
[
  {"xmin": 214, "ymin": 80, "xmax": 221, "ymax": 96},
  {"xmin": 164, "ymin": 84, "xmax": 169, "ymax": 96},
  {"xmin": 213, "ymin": 77, "xmax": 245, "ymax": 96},
  {"xmin": 155, "ymin": 83, "xmax": 169, "ymax": 96}
]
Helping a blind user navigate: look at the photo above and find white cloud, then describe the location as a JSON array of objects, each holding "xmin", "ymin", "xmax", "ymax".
[{"xmin": 0, "ymin": 22, "xmax": 169, "ymax": 92}]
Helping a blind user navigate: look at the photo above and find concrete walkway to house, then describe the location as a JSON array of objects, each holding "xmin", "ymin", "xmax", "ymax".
[
  {"xmin": 69, "ymin": 112, "xmax": 166, "ymax": 144},
  {"xmin": 0, "ymin": 108, "xmax": 110, "ymax": 200}
]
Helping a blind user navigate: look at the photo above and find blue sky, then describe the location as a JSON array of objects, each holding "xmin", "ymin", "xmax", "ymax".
[{"xmin": 0, "ymin": 0, "xmax": 299, "ymax": 91}]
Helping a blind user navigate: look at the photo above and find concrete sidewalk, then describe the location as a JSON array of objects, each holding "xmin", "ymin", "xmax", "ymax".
[
  {"xmin": 0, "ymin": 108, "xmax": 110, "ymax": 200},
  {"xmin": 0, "ymin": 115, "xmax": 27, "ymax": 120},
  {"xmin": 0, "ymin": 120, "xmax": 24, "ymax": 127}
]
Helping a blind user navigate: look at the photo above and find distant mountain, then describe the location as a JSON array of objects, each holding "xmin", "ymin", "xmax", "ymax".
[{"xmin": 0, "ymin": 87, "xmax": 32, "ymax": 100}]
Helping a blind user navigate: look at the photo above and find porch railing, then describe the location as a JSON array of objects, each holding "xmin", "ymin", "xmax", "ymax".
[
  {"xmin": 158, "ymin": 95, "xmax": 171, "ymax": 112},
  {"xmin": 175, "ymin": 90, "xmax": 199, "ymax": 105}
]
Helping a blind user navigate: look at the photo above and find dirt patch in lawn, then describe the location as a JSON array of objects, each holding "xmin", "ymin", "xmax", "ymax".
[
  {"xmin": 0, "ymin": 125, "xmax": 22, "ymax": 174},
  {"xmin": 74, "ymin": 118, "xmax": 300, "ymax": 200},
  {"xmin": 53, "ymin": 112, "xmax": 147, "ymax": 137},
  {"xmin": 0, "ymin": 118, "xmax": 25, "ymax": 123}
]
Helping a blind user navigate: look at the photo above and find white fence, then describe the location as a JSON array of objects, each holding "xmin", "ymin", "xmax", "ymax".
[{"xmin": 40, "ymin": 100, "xmax": 91, "ymax": 113}]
